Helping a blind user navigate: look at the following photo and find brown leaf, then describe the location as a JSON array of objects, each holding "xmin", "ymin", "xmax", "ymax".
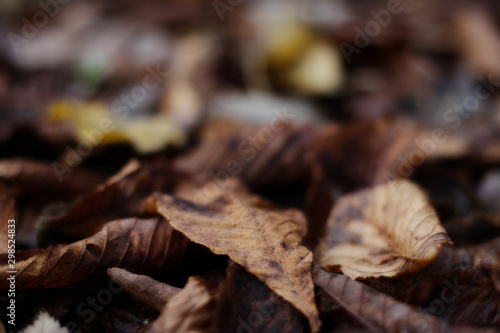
[
  {"xmin": 174, "ymin": 120, "xmax": 317, "ymax": 189},
  {"xmin": 215, "ymin": 261, "xmax": 306, "ymax": 333},
  {"xmin": 0, "ymin": 182, "xmax": 15, "ymax": 253},
  {"xmin": 155, "ymin": 185, "xmax": 321, "ymax": 332},
  {"xmin": 38, "ymin": 158, "xmax": 180, "ymax": 245},
  {"xmin": 0, "ymin": 217, "xmax": 188, "ymax": 289},
  {"xmin": 107, "ymin": 267, "xmax": 181, "ymax": 312},
  {"xmin": 318, "ymin": 179, "xmax": 452, "ymax": 279},
  {"xmin": 314, "ymin": 270, "xmax": 495, "ymax": 333},
  {"xmin": 147, "ymin": 276, "xmax": 217, "ymax": 333},
  {"xmin": 0, "ymin": 158, "xmax": 104, "ymax": 200}
]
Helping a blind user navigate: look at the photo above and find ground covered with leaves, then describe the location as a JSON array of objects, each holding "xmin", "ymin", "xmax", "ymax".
[{"xmin": 2, "ymin": 1, "xmax": 500, "ymax": 332}]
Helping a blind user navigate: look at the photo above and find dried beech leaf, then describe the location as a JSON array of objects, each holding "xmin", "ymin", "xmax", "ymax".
[
  {"xmin": 147, "ymin": 276, "xmax": 217, "ymax": 333},
  {"xmin": 155, "ymin": 186, "xmax": 321, "ymax": 332},
  {"xmin": 38, "ymin": 158, "xmax": 180, "ymax": 245},
  {"xmin": 0, "ymin": 217, "xmax": 188, "ymax": 289},
  {"xmin": 0, "ymin": 183, "xmax": 15, "ymax": 253},
  {"xmin": 314, "ymin": 270, "xmax": 495, "ymax": 333},
  {"xmin": 318, "ymin": 179, "xmax": 452, "ymax": 279},
  {"xmin": 107, "ymin": 267, "xmax": 181, "ymax": 312}
]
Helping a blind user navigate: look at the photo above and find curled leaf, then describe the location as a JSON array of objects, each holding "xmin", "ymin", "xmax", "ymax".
[
  {"xmin": 147, "ymin": 276, "xmax": 217, "ymax": 333},
  {"xmin": 107, "ymin": 267, "xmax": 181, "ymax": 312},
  {"xmin": 318, "ymin": 179, "xmax": 452, "ymax": 279}
]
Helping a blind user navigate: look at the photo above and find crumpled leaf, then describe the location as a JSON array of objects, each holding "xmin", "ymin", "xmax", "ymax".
[
  {"xmin": 0, "ymin": 182, "xmax": 15, "ymax": 253},
  {"xmin": 147, "ymin": 276, "xmax": 217, "ymax": 333},
  {"xmin": 107, "ymin": 267, "xmax": 181, "ymax": 312},
  {"xmin": 318, "ymin": 179, "xmax": 452, "ymax": 279},
  {"xmin": 0, "ymin": 217, "xmax": 188, "ymax": 289},
  {"xmin": 155, "ymin": 184, "xmax": 321, "ymax": 331},
  {"xmin": 314, "ymin": 270, "xmax": 496, "ymax": 333}
]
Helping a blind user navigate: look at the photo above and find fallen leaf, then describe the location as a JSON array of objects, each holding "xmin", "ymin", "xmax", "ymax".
[
  {"xmin": 215, "ymin": 261, "xmax": 306, "ymax": 333},
  {"xmin": 314, "ymin": 270, "xmax": 495, "ymax": 333},
  {"xmin": 0, "ymin": 158, "xmax": 105, "ymax": 200},
  {"xmin": 107, "ymin": 267, "xmax": 181, "ymax": 312},
  {"xmin": 37, "ymin": 158, "xmax": 181, "ymax": 245},
  {"xmin": 318, "ymin": 179, "xmax": 452, "ymax": 279},
  {"xmin": 155, "ymin": 185, "xmax": 321, "ymax": 331},
  {"xmin": 147, "ymin": 276, "xmax": 217, "ymax": 333},
  {"xmin": 174, "ymin": 120, "xmax": 317, "ymax": 189},
  {"xmin": 0, "ymin": 182, "xmax": 15, "ymax": 253},
  {"xmin": 0, "ymin": 217, "xmax": 188, "ymax": 289}
]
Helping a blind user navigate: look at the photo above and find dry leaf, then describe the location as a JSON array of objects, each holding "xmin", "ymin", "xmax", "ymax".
[
  {"xmin": 0, "ymin": 158, "xmax": 104, "ymax": 200},
  {"xmin": 38, "ymin": 158, "xmax": 180, "ymax": 245},
  {"xmin": 314, "ymin": 270, "xmax": 496, "ymax": 333},
  {"xmin": 147, "ymin": 276, "xmax": 217, "ymax": 333},
  {"xmin": 154, "ymin": 185, "xmax": 321, "ymax": 332},
  {"xmin": 215, "ymin": 261, "xmax": 306, "ymax": 333},
  {"xmin": 107, "ymin": 267, "xmax": 181, "ymax": 312},
  {"xmin": 318, "ymin": 179, "xmax": 452, "ymax": 279},
  {"xmin": 0, "ymin": 183, "xmax": 15, "ymax": 253},
  {"xmin": 174, "ymin": 120, "xmax": 316, "ymax": 189},
  {"xmin": 0, "ymin": 217, "xmax": 188, "ymax": 289}
]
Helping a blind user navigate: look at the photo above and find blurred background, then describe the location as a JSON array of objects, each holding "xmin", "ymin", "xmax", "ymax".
[{"xmin": 2, "ymin": 0, "xmax": 500, "ymax": 129}]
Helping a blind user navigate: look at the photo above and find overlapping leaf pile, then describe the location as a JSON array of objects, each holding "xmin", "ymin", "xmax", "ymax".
[{"xmin": 1, "ymin": 117, "xmax": 500, "ymax": 333}]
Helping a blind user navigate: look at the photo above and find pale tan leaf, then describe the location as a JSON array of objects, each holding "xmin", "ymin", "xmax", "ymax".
[
  {"xmin": 155, "ymin": 185, "xmax": 321, "ymax": 332},
  {"xmin": 318, "ymin": 179, "xmax": 452, "ymax": 279},
  {"xmin": 147, "ymin": 276, "xmax": 217, "ymax": 333},
  {"xmin": 107, "ymin": 267, "xmax": 181, "ymax": 312}
]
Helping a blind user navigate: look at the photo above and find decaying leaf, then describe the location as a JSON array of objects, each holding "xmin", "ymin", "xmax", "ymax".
[
  {"xmin": 147, "ymin": 276, "xmax": 217, "ymax": 333},
  {"xmin": 107, "ymin": 267, "xmax": 181, "ymax": 312},
  {"xmin": 0, "ymin": 182, "xmax": 15, "ymax": 253},
  {"xmin": 318, "ymin": 179, "xmax": 452, "ymax": 279},
  {"xmin": 314, "ymin": 270, "xmax": 496, "ymax": 333},
  {"xmin": 0, "ymin": 217, "xmax": 188, "ymax": 289},
  {"xmin": 154, "ymin": 184, "xmax": 321, "ymax": 331}
]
